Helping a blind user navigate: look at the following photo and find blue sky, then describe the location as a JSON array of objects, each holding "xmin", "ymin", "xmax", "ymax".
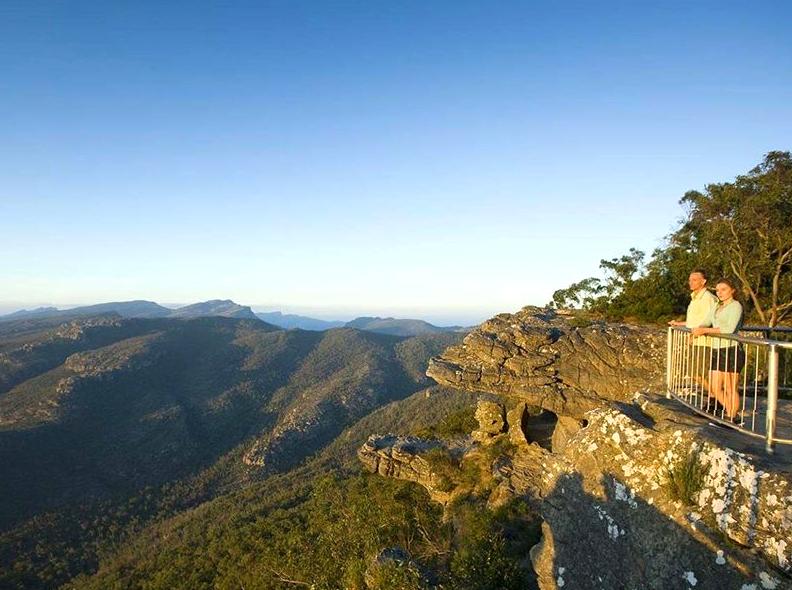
[{"xmin": 1, "ymin": 1, "xmax": 791, "ymax": 325}]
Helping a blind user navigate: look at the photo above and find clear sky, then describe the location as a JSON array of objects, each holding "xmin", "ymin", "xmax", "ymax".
[{"xmin": 1, "ymin": 1, "xmax": 791, "ymax": 325}]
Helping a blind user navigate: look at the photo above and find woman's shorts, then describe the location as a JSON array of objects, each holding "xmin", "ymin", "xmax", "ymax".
[{"xmin": 710, "ymin": 345, "xmax": 745, "ymax": 373}]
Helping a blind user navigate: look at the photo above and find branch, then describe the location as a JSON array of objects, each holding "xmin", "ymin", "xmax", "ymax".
[
  {"xmin": 779, "ymin": 244, "xmax": 792, "ymax": 266},
  {"xmin": 775, "ymin": 300, "xmax": 792, "ymax": 312},
  {"xmin": 414, "ymin": 514, "xmax": 450, "ymax": 557},
  {"xmin": 267, "ymin": 569, "xmax": 312, "ymax": 587},
  {"xmin": 729, "ymin": 260, "xmax": 766, "ymax": 323},
  {"xmin": 768, "ymin": 243, "xmax": 792, "ymax": 322}
]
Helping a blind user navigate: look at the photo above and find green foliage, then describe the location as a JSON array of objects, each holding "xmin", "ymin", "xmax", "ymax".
[
  {"xmin": 68, "ymin": 472, "xmax": 449, "ymax": 590},
  {"xmin": 445, "ymin": 495, "xmax": 539, "ymax": 590},
  {"xmin": 680, "ymin": 151, "xmax": 792, "ymax": 326},
  {"xmin": 413, "ymin": 405, "xmax": 477, "ymax": 439},
  {"xmin": 449, "ymin": 533, "xmax": 526, "ymax": 590},
  {"xmin": 365, "ymin": 560, "xmax": 428, "ymax": 590},
  {"xmin": 420, "ymin": 444, "xmax": 484, "ymax": 494},
  {"xmin": 550, "ymin": 152, "xmax": 792, "ymax": 325},
  {"xmin": 551, "ymin": 277, "xmax": 604, "ymax": 310},
  {"xmin": 0, "ymin": 316, "xmax": 466, "ymax": 590},
  {"xmin": 483, "ymin": 436, "xmax": 517, "ymax": 464},
  {"xmin": 61, "ymin": 427, "xmax": 538, "ymax": 589},
  {"xmin": 421, "ymin": 448, "xmax": 462, "ymax": 493},
  {"xmin": 664, "ymin": 451, "xmax": 705, "ymax": 506},
  {"xmin": 567, "ymin": 315, "xmax": 596, "ymax": 329}
]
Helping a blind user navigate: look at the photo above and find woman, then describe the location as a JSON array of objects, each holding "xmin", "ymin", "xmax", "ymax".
[{"xmin": 691, "ymin": 278, "xmax": 745, "ymax": 423}]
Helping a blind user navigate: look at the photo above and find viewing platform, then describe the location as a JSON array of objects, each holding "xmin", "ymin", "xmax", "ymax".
[{"xmin": 666, "ymin": 325, "xmax": 792, "ymax": 456}]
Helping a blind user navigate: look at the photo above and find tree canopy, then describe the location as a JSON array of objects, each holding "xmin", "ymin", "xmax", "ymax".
[{"xmin": 551, "ymin": 152, "xmax": 792, "ymax": 326}]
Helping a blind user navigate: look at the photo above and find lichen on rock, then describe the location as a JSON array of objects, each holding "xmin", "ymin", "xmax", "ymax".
[{"xmin": 359, "ymin": 307, "xmax": 792, "ymax": 589}]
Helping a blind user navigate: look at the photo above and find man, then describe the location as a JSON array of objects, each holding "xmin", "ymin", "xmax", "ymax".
[
  {"xmin": 668, "ymin": 269, "xmax": 718, "ymax": 330},
  {"xmin": 668, "ymin": 269, "xmax": 718, "ymax": 408}
]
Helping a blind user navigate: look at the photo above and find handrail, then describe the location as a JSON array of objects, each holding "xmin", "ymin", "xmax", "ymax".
[
  {"xmin": 742, "ymin": 325, "xmax": 792, "ymax": 334},
  {"xmin": 669, "ymin": 326, "xmax": 792, "ymax": 348},
  {"xmin": 666, "ymin": 325, "xmax": 790, "ymax": 454}
]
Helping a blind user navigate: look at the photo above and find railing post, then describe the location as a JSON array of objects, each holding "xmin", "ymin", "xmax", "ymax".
[
  {"xmin": 666, "ymin": 327, "xmax": 674, "ymax": 399},
  {"xmin": 766, "ymin": 344, "xmax": 779, "ymax": 454}
]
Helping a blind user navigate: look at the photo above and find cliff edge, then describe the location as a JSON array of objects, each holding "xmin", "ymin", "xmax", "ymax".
[{"xmin": 359, "ymin": 306, "xmax": 792, "ymax": 589}]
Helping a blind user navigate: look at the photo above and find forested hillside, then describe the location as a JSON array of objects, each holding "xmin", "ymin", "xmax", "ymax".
[{"xmin": 0, "ymin": 314, "xmax": 464, "ymax": 589}]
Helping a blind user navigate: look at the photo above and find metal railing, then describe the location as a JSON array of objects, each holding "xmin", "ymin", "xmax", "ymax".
[
  {"xmin": 666, "ymin": 325, "xmax": 792, "ymax": 453},
  {"xmin": 743, "ymin": 326, "xmax": 792, "ymax": 394}
]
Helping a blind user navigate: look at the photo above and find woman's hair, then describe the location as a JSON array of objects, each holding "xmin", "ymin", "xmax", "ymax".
[{"xmin": 715, "ymin": 278, "xmax": 740, "ymax": 300}]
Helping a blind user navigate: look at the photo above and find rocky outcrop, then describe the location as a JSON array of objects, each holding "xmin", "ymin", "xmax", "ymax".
[
  {"xmin": 472, "ymin": 400, "xmax": 507, "ymax": 442},
  {"xmin": 525, "ymin": 399, "xmax": 791, "ymax": 589},
  {"xmin": 0, "ymin": 315, "xmax": 127, "ymax": 396},
  {"xmin": 360, "ymin": 307, "xmax": 792, "ymax": 589},
  {"xmin": 62, "ymin": 333, "xmax": 162, "ymax": 378},
  {"xmin": 168, "ymin": 299, "xmax": 258, "ymax": 320},
  {"xmin": 363, "ymin": 396, "xmax": 792, "ymax": 589},
  {"xmin": 358, "ymin": 434, "xmax": 469, "ymax": 503},
  {"xmin": 426, "ymin": 306, "xmax": 665, "ymax": 419},
  {"xmin": 1, "ymin": 331, "xmax": 164, "ymax": 427},
  {"xmin": 51, "ymin": 316, "xmax": 123, "ymax": 341}
]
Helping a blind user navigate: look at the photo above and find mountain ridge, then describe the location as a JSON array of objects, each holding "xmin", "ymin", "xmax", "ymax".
[
  {"xmin": 1, "ymin": 299, "xmax": 256, "ymax": 322},
  {"xmin": 2, "ymin": 303, "xmax": 471, "ymax": 336},
  {"xmin": 0, "ymin": 314, "xmax": 462, "ymax": 541}
]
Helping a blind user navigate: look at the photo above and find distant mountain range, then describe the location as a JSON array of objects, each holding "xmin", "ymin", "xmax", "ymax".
[
  {"xmin": 1, "ymin": 301, "xmax": 469, "ymax": 335},
  {"xmin": 256, "ymin": 312, "xmax": 467, "ymax": 335},
  {"xmin": 0, "ymin": 299, "xmax": 255, "ymax": 321},
  {"xmin": 255, "ymin": 311, "xmax": 345, "ymax": 331},
  {"xmin": 342, "ymin": 316, "xmax": 466, "ymax": 336}
]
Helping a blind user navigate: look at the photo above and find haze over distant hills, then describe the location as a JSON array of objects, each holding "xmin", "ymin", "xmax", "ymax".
[
  {"xmin": 254, "ymin": 311, "xmax": 345, "ymax": 331},
  {"xmin": 343, "ymin": 316, "xmax": 466, "ymax": 336},
  {"xmin": 1, "ymin": 299, "xmax": 255, "ymax": 321},
  {"xmin": 1, "ymin": 300, "xmax": 470, "ymax": 335}
]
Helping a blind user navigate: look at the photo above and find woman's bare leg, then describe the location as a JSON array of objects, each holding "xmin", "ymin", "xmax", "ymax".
[
  {"xmin": 708, "ymin": 370, "xmax": 723, "ymax": 415},
  {"xmin": 724, "ymin": 372, "xmax": 741, "ymax": 420}
]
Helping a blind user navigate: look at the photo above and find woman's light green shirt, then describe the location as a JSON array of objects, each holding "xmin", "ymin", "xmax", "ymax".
[{"xmin": 705, "ymin": 299, "xmax": 744, "ymax": 349}]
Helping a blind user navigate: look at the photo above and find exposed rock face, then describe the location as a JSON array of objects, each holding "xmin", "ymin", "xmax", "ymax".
[
  {"xmin": 363, "ymin": 398, "xmax": 792, "ymax": 589},
  {"xmin": 358, "ymin": 434, "xmax": 461, "ymax": 503},
  {"xmin": 426, "ymin": 306, "xmax": 665, "ymax": 419},
  {"xmin": 52, "ymin": 316, "xmax": 123, "ymax": 340},
  {"xmin": 472, "ymin": 400, "xmax": 507, "ymax": 442},
  {"xmin": 526, "ymin": 400, "xmax": 791, "ymax": 589},
  {"xmin": 168, "ymin": 299, "xmax": 258, "ymax": 320},
  {"xmin": 360, "ymin": 307, "xmax": 792, "ymax": 589},
  {"xmin": 62, "ymin": 333, "xmax": 161, "ymax": 378},
  {"xmin": 1, "ymin": 331, "xmax": 163, "ymax": 427}
]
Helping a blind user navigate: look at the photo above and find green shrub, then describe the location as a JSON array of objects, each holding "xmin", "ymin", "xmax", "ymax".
[
  {"xmin": 449, "ymin": 533, "xmax": 526, "ymax": 590},
  {"xmin": 483, "ymin": 436, "xmax": 517, "ymax": 463},
  {"xmin": 664, "ymin": 451, "xmax": 705, "ymax": 506},
  {"xmin": 421, "ymin": 448, "xmax": 461, "ymax": 492},
  {"xmin": 568, "ymin": 316, "xmax": 595, "ymax": 329},
  {"xmin": 365, "ymin": 560, "xmax": 428, "ymax": 590},
  {"xmin": 414, "ymin": 406, "xmax": 477, "ymax": 439}
]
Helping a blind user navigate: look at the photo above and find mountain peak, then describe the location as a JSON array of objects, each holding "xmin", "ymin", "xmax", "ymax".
[{"xmin": 169, "ymin": 299, "xmax": 257, "ymax": 320}]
